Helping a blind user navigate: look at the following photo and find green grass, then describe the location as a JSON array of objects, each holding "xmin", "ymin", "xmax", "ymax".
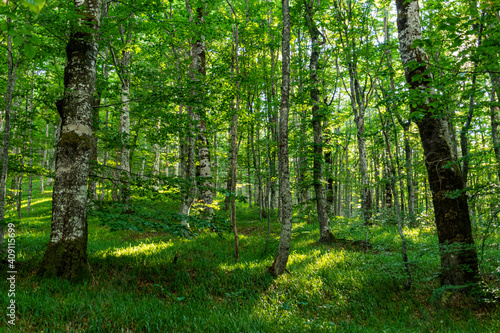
[{"xmin": 1, "ymin": 180, "xmax": 499, "ymax": 332}]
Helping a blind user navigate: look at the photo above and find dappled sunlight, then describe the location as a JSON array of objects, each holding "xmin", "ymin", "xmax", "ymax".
[
  {"xmin": 313, "ymin": 249, "xmax": 347, "ymax": 269},
  {"xmin": 98, "ymin": 241, "xmax": 174, "ymax": 259}
]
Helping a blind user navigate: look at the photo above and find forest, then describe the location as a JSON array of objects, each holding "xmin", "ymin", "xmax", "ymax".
[{"xmin": 0, "ymin": 0, "xmax": 499, "ymax": 331}]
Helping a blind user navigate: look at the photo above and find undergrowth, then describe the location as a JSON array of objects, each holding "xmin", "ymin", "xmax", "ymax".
[{"xmin": 0, "ymin": 180, "xmax": 499, "ymax": 332}]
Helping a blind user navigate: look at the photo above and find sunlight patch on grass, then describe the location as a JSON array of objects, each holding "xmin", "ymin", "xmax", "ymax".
[{"xmin": 102, "ymin": 241, "xmax": 174, "ymax": 258}]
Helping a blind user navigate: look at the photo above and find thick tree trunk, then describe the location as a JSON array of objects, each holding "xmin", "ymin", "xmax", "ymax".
[
  {"xmin": 304, "ymin": 0, "xmax": 334, "ymax": 243},
  {"xmin": 396, "ymin": 0, "xmax": 479, "ymax": 288},
  {"xmin": 270, "ymin": 0, "xmax": 292, "ymax": 276},
  {"xmin": 189, "ymin": 6, "xmax": 213, "ymax": 217},
  {"xmin": 38, "ymin": 0, "xmax": 101, "ymax": 281}
]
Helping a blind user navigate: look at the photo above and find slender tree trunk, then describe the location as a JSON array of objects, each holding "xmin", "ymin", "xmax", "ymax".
[
  {"xmin": 251, "ymin": 121, "xmax": 263, "ymax": 221},
  {"xmin": 0, "ymin": 9, "xmax": 19, "ymax": 254},
  {"xmin": 153, "ymin": 142, "xmax": 161, "ymax": 188},
  {"xmin": 119, "ymin": 50, "xmax": 131, "ymax": 202},
  {"xmin": 304, "ymin": 0, "xmax": 334, "ymax": 243},
  {"xmin": 27, "ymin": 133, "xmax": 33, "ymax": 212},
  {"xmin": 247, "ymin": 129, "xmax": 252, "ymax": 208},
  {"xmin": 489, "ymin": 74, "xmax": 500, "ymax": 180},
  {"xmin": 100, "ymin": 106, "xmax": 109, "ymax": 200},
  {"xmin": 213, "ymin": 134, "xmax": 217, "ymax": 192},
  {"xmin": 378, "ymin": 107, "xmax": 412, "ymax": 289},
  {"xmin": 403, "ymin": 125, "xmax": 415, "ymax": 225},
  {"xmin": 226, "ymin": 0, "xmax": 240, "ymax": 260},
  {"xmin": 38, "ymin": 0, "xmax": 102, "ymax": 280},
  {"xmin": 270, "ymin": 0, "xmax": 292, "ymax": 276},
  {"xmin": 178, "ymin": 107, "xmax": 196, "ymax": 224},
  {"xmin": 41, "ymin": 120, "xmax": 49, "ymax": 194},
  {"xmin": 16, "ymin": 143, "xmax": 25, "ymax": 220},
  {"xmin": 396, "ymin": 0, "xmax": 479, "ymax": 288},
  {"xmin": 267, "ymin": 0, "xmax": 278, "ymax": 214},
  {"xmin": 27, "ymin": 82, "xmax": 34, "ymax": 212},
  {"xmin": 460, "ymin": 22, "xmax": 482, "ymax": 187}
]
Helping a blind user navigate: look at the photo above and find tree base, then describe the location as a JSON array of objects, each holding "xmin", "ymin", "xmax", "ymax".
[
  {"xmin": 37, "ymin": 239, "xmax": 90, "ymax": 282},
  {"xmin": 318, "ymin": 231, "xmax": 335, "ymax": 244}
]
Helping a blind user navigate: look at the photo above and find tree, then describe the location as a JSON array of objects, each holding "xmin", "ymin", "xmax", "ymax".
[
  {"xmin": 38, "ymin": 0, "xmax": 102, "ymax": 280},
  {"xmin": 269, "ymin": 0, "xmax": 292, "ymax": 277},
  {"xmin": 395, "ymin": 0, "xmax": 479, "ymax": 289},
  {"xmin": 303, "ymin": 0, "xmax": 334, "ymax": 243},
  {"xmin": 0, "ymin": 0, "xmax": 20, "ymax": 255}
]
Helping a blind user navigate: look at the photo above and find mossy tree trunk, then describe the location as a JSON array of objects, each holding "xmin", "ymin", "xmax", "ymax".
[
  {"xmin": 396, "ymin": 0, "xmax": 479, "ymax": 289},
  {"xmin": 38, "ymin": 0, "xmax": 102, "ymax": 281},
  {"xmin": 304, "ymin": 0, "xmax": 334, "ymax": 243}
]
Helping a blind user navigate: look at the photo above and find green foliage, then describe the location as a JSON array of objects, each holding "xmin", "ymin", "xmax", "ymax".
[
  {"xmin": 20, "ymin": 0, "xmax": 46, "ymax": 13},
  {"xmin": 1, "ymin": 187, "xmax": 498, "ymax": 331},
  {"xmin": 90, "ymin": 199, "xmax": 230, "ymax": 237}
]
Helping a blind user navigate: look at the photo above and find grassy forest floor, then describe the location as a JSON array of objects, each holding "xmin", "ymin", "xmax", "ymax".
[{"xmin": 1, "ymin": 181, "xmax": 499, "ymax": 332}]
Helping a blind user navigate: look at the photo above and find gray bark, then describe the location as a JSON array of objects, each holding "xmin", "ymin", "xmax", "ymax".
[
  {"xmin": 270, "ymin": 0, "xmax": 292, "ymax": 276},
  {"xmin": 304, "ymin": 0, "xmax": 334, "ymax": 243},
  {"xmin": 38, "ymin": 0, "xmax": 102, "ymax": 280}
]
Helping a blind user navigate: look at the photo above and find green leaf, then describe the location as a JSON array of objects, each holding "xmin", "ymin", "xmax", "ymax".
[
  {"xmin": 29, "ymin": 34, "xmax": 41, "ymax": 46},
  {"xmin": 21, "ymin": 0, "xmax": 46, "ymax": 14},
  {"xmin": 23, "ymin": 42, "xmax": 36, "ymax": 59},
  {"xmin": 12, "ymin": 34, "xmax": 24, "ymax": 47}
]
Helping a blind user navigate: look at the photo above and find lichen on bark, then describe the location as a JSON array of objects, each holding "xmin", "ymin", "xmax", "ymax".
[{"xmin": 38, "ymin": 0, "xmax": 101, "ymax": 281}]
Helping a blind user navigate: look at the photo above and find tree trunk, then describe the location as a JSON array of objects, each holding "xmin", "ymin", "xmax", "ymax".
[
  {"xmin": 304, "ymin": 0, "xmax": 334, "ymax": 243},
  {"xmin": 41, "ymin": 120, "xmax": 49, "ymax": 194},
  {"xmin": 119, "ymin": 49, "xmax": 131, "ymax": 202},
  {"xmin": 38, "ymin": 0, "xmax": 101, "ymax": 281},
  {"xmin": 0, "ymin": 9, "xmax": 19, "ymax": 254},
  {"xmin": 27, "ymin": 87, "xmax": 34, "ymax": 212},
  {"xmin": 270, "ymin": 0, "xmax": 292, "ymax": 276},
  {"xmin": 247, "ymin": 128, "xmax": 252, "ymax": 208},
  {"xmin": 382, "ymin": 10, "xmax": 415, "ymax": 225},
  {"xmin": 226, "ymin": 0, "xmax": 240, "ymax": 261},
  {"xmin": 490, "ymin": 74, "xmax": 500, "ymax": 180},
  {"xmin": 100, "ymin": 106, "xmax": 109, "ymax": 201},
  {"xmin": 188, "ymin": 5, "xmax": 213, "ymax": 217},
  {"xmin": 17, "ymin": 143, "xmax": 25, "ymax": 219},
  {"xmin": 27, "ymin": 134, "xmax": 33, "ymax": 212},
  {"xmin": 396, "ymin": 0, "xmax": 479, "ymax": 288},
  {"xmin": 378, "ymin": 107, "xmax": 412, "ymax": 289}
]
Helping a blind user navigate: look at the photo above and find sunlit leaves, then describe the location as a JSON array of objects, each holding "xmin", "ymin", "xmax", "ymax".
[{"xmin": 21, "ymin": 0, "xmax": 46, "ymax": 13}]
